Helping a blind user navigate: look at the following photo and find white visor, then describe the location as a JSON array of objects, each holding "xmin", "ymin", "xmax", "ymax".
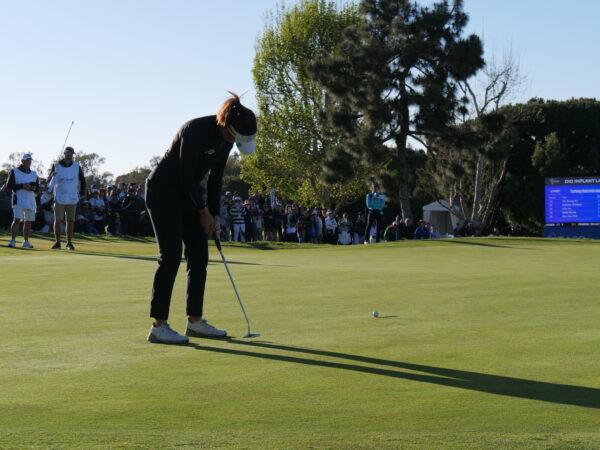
[{"xmin": 228, "ymin": 125, "xmax": 256, "ymax": 155}]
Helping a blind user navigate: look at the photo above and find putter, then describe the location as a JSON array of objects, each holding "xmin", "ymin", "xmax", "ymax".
[{"xmin": 214, "ymin": 238, "xmax": 260, "ymax": 338}]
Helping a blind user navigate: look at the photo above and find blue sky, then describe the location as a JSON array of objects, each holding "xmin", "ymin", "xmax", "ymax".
[{"xmin": 1, "ymin": 0, "xmax": 598, "ymax": 177}]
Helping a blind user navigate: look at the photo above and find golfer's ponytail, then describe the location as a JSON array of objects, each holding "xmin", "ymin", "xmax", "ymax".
[{"xmin": 217, "ymin": 92, "xmax": 257, "ymax": 136}]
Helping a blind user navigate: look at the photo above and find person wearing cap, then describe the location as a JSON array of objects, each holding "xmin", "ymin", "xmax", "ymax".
[
  {"xmin": 3, "ymin": 153, "xmax": 39, "ymax": 248},
  {"xmin": 48, "ymin": 147, "xmax": 86, "ymax": 250},
  {"xmin": 364, "ymin": 181, "xmax": 385, "ymax": 244},
  {"xmin": 229, "ymin": 196, "xmax": 246, "ymax": 242},
  {"xmin": 145, "ymin": 92, "xmax": 257, "ymax": 345}
]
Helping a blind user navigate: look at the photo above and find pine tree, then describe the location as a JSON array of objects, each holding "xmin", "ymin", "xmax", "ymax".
[{"xmin": 310, "ymin": 0, "xmax": 484, "ymax": 219}]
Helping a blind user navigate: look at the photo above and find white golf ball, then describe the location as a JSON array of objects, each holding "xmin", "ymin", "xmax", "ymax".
[{"xmin": 372, "ymin": 311, "xmax": 379, "ymax": 318}]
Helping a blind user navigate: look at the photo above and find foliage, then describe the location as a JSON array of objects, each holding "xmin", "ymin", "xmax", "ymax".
[
  {"xmin": 245, "ymin": 0, "xmax": 364, "ymax": 207},
  {"xmin": 114, "ymin": 167, "xmax": 152, "ymax": 186},
  {"xmin": 424, "ymin": 98, "xmax": 600, "ymax": 233},
  {"xmin": 75, "ymin": 152, "xmax": 113, "ymax": 188},
  {"xmin": 310, "ymin": 0, "xmax": 484, "ymax": 219},
  {"xmin": 223, "ymin": 153, "xmax": 251, "ymax": 197}
]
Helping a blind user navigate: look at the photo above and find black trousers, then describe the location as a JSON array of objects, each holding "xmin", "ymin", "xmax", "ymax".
[
  {"xmin": 146, "ymin": 182, "xmax": 208, "ymax": 321},
  {"xmin": 364, "ymin": 210, "xmax": 382, "ymax": 243}
]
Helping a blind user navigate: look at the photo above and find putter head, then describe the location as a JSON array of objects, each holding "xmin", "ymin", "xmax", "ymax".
[{"xmin": 244, "ymin": 333, "xmax": 261, "ymax": 339}]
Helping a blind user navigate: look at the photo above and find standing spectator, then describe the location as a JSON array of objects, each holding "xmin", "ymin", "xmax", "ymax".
[
  {"xmin": 121, "ymin": 186, "xmax": 144, "ymax": 235},
  {"xmin": 262, "ymin": 204, "xmax": 276, "ymax": 241},
  {"xmin": 309, "ymin": 209, "xmax": 321, "ymax": 244},
  {"xmin": 4, "ymin": 153, "xmax": 39, "ymax": 248},
  {"xmin": 89, "ymin": 189, "xmax": 106, "ymax": 233},
  {"xmin": 338, "ymin": 213, "xmax": 352, "ymax": 245},
  {"xmin": 354, "ymin": 212, "xmax": 366, "ymax": 244},
  {"xmin": 243, "ymin": 200, "xmax": 255, "ymax": 242},
  {"xmin": 48, "ymin": 146, "xmax": 86, "ymax": 250},
  {"xmin": 254, "ymin": 206, "xmax": 263, "ymax": 241},
  {"xmin": 230, "ymin": 196, "xmax": 246, "ymax": 242},
  {"xmin": 274, "ymin": 204, "xmax": 284, "ymax": 242},
  {"xmin": 364, "ymin": 181, "xmax": 385, "ymax": 244},
  {"xmin": 219, "ymin": 195, "xmax": 231, "ymax": 241},
  {"xmin": 283, "ymin": 205, "xmax": 298, "ymax": 242},
  {"xmin": 106, "ymin": 186, "xmax": 122, "ymax": 236},
  {"xmin": 324, "ymin": 210, "xmax": 338, "ymax": 244}
]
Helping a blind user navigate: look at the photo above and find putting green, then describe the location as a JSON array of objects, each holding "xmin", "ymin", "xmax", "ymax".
[{"xmin": 1, "ymin": 234, "xmax": 599, "ymax": 448}]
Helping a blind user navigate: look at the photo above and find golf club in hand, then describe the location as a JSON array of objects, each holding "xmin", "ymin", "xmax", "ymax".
[{"xmin": 214, "ymin": 238, "xmax": 260, "ymax": 338}]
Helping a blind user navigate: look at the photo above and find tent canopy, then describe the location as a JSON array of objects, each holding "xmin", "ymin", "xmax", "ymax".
[{"xmin": 422, "ymin": 200, "xmax": 461, "ymax": 235}]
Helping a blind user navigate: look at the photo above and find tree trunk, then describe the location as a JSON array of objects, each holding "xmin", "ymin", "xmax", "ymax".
[
  {"xmin": 480, "ymin": 159, "xmax": 508, "ymax": 231},
  {"xmin": 470, "ymin": 153, "xmax": 484, "ymax": 225},
  {"xmin": 396, "ymin": 86, "xmax": 414, "ymax": 221}
]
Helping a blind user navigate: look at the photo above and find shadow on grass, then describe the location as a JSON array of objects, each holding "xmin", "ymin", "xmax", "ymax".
[
  {"xmin": 70, "ymin": 250, "xmax": 265, "ymax": 265},
  {"xmin": 431, "ymin": 239, "xmax": 536, "ymax": 250},
  {"xmin": 188, "ymin": 340, "xmax": 600, "ymax": 409}
]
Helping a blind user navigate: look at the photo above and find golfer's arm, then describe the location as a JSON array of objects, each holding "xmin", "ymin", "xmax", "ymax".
[
  {"xmin": 5, "ymin": 170, "xmax": 21, "ymax": 190},
  {"xmin": 77, "ymin": 167, "xmax": 86, "ymax": 196},
  {"xmin": 206, "ymin": 156, "xmax": 227, "ymax": 216},
  {"xmin": 179, "ymin": 136, "xmax": 206, "ymax": 211}
]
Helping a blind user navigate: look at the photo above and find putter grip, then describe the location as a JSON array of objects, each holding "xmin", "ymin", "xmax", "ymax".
[{"xmin": 214, "ymin": 238, "xmax": 222, "ymax": 252}]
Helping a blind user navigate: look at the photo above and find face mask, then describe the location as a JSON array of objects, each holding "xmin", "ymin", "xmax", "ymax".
[{"xmin": 228, "ymin": 125, "xmax": 256, "ymax": 155}]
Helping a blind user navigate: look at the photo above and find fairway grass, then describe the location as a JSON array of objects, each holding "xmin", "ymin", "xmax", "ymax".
[{"xmin": 1, "ymin": 234, "xmax": 599, "ymax": 449}]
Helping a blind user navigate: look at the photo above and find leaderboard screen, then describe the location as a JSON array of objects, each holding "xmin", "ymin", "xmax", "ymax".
[{"xmin": 545, "ymin": 177, "xmax": 600, "ymax": 224}]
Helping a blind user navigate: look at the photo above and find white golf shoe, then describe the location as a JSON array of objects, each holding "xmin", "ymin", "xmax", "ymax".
[
  {"xmin": 7, "ymin": 239, "xmax": 16, "ymax": 248},
  {"xmin": 185, "ymin": 319, "xmax": 227, "ymax": 338},
  {"xmin": 147, "ymin": 322, "xmax": 189, "ymax": 345},
  {"xmin": 22, "ymin": 241, "xmax": 33, "ymax": 249}
]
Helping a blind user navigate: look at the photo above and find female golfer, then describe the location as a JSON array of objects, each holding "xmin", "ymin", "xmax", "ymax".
[{"xmin": 146, "ymin": 93, "xmax": 257, "ymax": 344}]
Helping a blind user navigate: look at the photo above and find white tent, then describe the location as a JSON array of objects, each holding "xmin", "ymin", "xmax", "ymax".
[{"xmin": 422, "ymin": 200, "xmax": 461, "ymax": 235}]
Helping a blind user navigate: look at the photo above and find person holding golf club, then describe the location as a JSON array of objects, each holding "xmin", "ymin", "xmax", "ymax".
[
  {"xmin": 48, "ymin": 146, "xmax": 86, "ymax": 250},
  {"xmin": 146, "ymin": 93, "xmax": 257, "ymax": 345}
]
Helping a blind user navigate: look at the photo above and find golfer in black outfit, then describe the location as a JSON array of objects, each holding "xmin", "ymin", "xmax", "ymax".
[{"xmin": 146, "ymin": 94, "xmax": 257, "ymax": 344}]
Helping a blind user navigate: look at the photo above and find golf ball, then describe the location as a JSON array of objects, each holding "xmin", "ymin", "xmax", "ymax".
[{"xmin": 372, "ymin": 311, "xmax": 379, "ymax": 318}]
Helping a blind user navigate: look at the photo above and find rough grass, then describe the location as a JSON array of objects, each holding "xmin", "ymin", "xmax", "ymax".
[{"xmin": 0, "ymin": 233, "xmax": 599, "ymax": 449}]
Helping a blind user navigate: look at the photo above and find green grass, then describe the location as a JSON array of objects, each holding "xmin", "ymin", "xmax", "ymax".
[{"xmin": 1, "ymin": 233, "xmax": 599, "ymax": 449}]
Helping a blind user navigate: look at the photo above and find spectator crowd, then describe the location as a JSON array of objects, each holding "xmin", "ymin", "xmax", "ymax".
[{"xmin": 0, "ymin": 182, "xmax": 456, "ymax": 243}]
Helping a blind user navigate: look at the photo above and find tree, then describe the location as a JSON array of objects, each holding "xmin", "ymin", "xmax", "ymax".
[
  {"xmin": 423, "ymin": 98, "xmax": 600, "ymax": 233},
  {"xmin": 454, "ymin": 46, "xmax": 526, "ymax": 226},
  {"xmin": 223, "ymin": 153, "xmax": 251, "ymax": 197},
  {"xmin": 114, "ymin": 156, "xmax": 162, "ymax": 186},
  {"xmin": 114, "ymin": 167, "xmax": 152, "ymax": 186},
  {"xmin": 75, "ymin": 152, "xmax": 113, "ymax": 188},
  {"xmin": 310, "ymin": 0, "xmax": 484, "ymax": 219},
  {"xmin": 243, "ymin": 0, "xmax": 364, "ymax": 207}
]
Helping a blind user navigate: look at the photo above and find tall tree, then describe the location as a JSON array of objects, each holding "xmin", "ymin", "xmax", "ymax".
[
  {"xmin": 455, "ymin": 47, "xmax": 526, "ymax": 225},
  {"xmin": 74, "ymin": 152, "xmax": 113, "ymax": 187},
  {"xmin": 244, "ymin": 0, "xmax": 364, "ymax": 207},
  {"xmin": 310, "ymin": 0, "xmax": 484, "ymax": 219}
]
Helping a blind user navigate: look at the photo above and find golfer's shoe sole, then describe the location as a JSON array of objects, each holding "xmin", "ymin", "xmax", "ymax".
[
  {"xmin": 185, "ymin": 328, "xmax": 228, "ymax": 339},
  {"xmin": 147, "ymin": 334, "xmax": 189, "ymax": 345}
]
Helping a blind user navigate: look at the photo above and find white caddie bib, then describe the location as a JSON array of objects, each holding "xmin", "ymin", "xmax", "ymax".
[
  {"xmin": 13, "ymin": 168, "xmax": 38, "ymax": 211},
  {"xmin": 53, "ymin": 162, "xmax": 80, "ymax": 205}
]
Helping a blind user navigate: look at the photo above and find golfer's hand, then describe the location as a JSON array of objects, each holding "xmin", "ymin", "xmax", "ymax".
[
  {"xmin": 198, "ymin": 208, "xmax": 214, "ymax": 235},
  {"xmin": 213, "ymin": 216, "xmax": 221, "ymax": 239}
]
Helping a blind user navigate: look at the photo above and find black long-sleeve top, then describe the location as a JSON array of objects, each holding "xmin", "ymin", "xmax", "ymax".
[{"xmin": 147, "ymin": 115, "xmax": 233, "ymax": 215}]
